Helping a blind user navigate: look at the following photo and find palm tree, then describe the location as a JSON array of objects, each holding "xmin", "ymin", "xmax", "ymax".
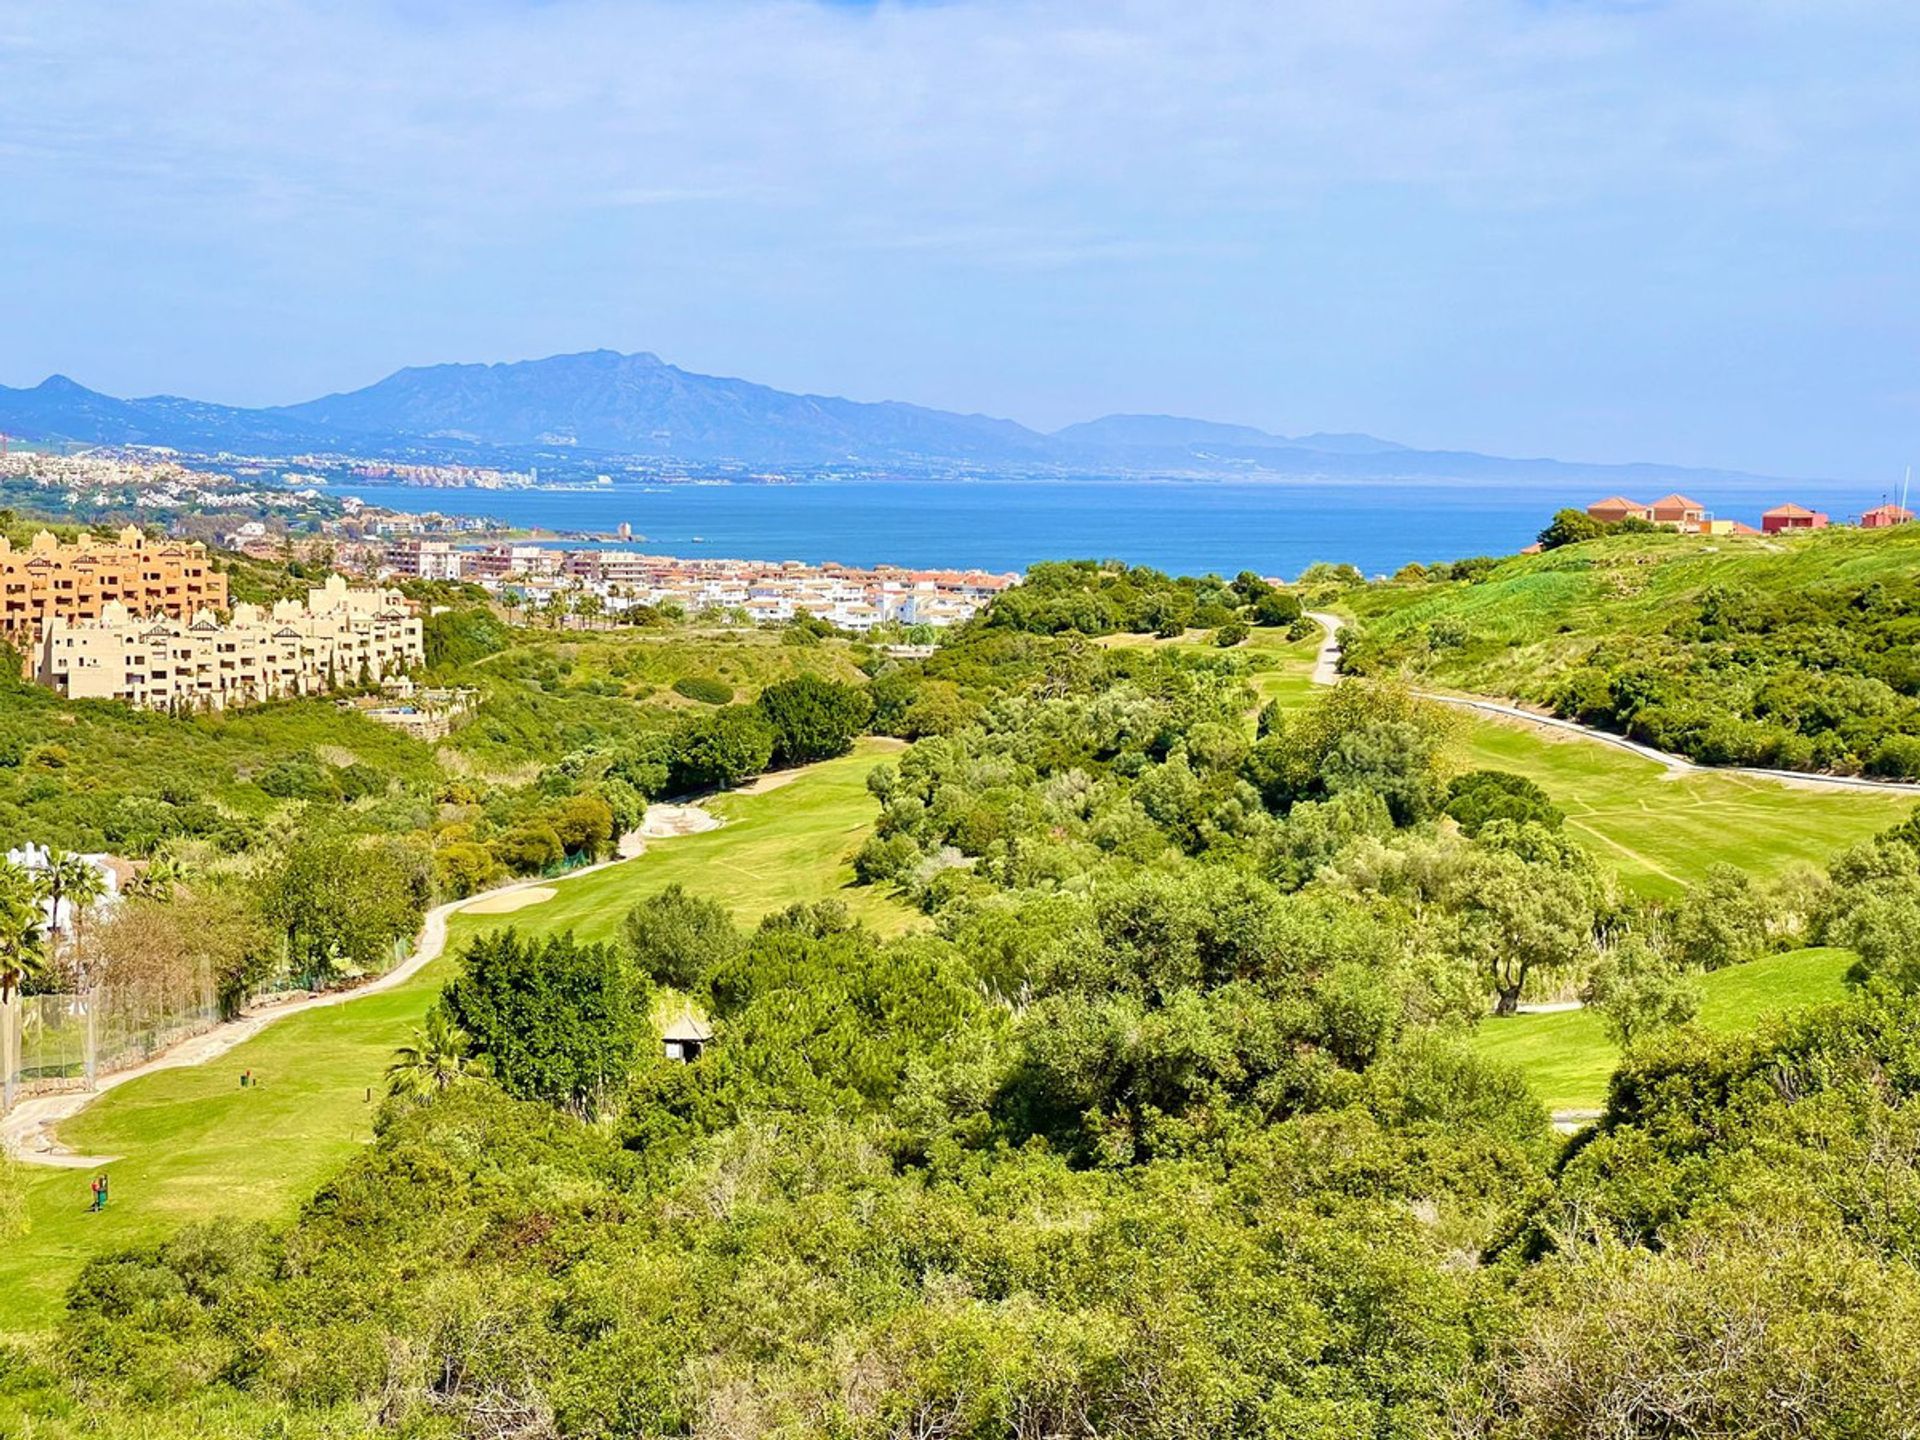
[
  {"xmin": 386, "ymin": 1006, "xmax": 489, "ymax": 1100},
  {"xmin": 54, "ymin": 859, "xmax": 110, "ymax": 1087},
  {"xmin": 126, "ymin": 856, "xmax": 181, "ymax": 902},
  {"xmin": 0, "ymin": 862, "xmax": 49, "ymax": 1114},
  {"xmin": 42, "ymin": 850, "xmax": 105, "ymax": 973}
]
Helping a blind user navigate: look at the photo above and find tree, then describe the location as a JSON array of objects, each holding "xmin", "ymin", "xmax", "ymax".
[
  {"xmin": 552, "ymin": 794, "xmax": 615, "ymax": 859},
  {"xmin": 1214, "ymin": 619, "xmax": 1249, "ymax": 648},
  {"xmin": 1537, "ymin": 508, "xmax": 1610, "ymax": 549},
  {"xmin": 443, "ymin": 928, "xmax": 647, "ymax": 1116},
  {"xmin": 669, "ymin": 705, "xmax": 775, "ymax": 792},
  {"xmin": 1243, "ymin": 680, "xmax": 1452, "ymax": 825},
  {"xmin": 755, "ymin": 675, "xmax": 872, "ymax": 767},
  {"xmin": 1671, "ymin": 863, "xmax": 1772, "ymax": 971},
  {"xmin": 0, "ymin": 862, "xmax": 48, "ymax": 1004},
  {"xmin": 1445, "ymin": 770, "xmax": 1563, "ymax": 837},
  {"xmin": 264, "ymin": 834, "xmax": 430, "ymax": 987},
  {"xmin": 1446, "ymin": 836, "xmax": 1599, "ymax": 1015},
  {"xmin": 434, "ymin": 841, "xmax": 501, "ymax": 900},
  {"xmin": 0, "ymin": 861, "xmax": 47, "ymax": 1115},
  {"xmin": 621, "ymin": 884, "xmax": 741, "ymax": 991},
  {"xmin": 1585, "ymin": 934, "xmax": 1700, "ymax": 1045},
  {"xmin": 93, "ymin": 889, "xmax": 276, "ymax": 1021},
  {"xmin": 1250, "ymin": 589, "xmax": 1302, "ymax": 627},
  {"xmin": 493, "ymin": 824, "xmax": 565, "ymax": 876},
  {"xmin": 386, "ymin": 1004, "xmax": 490, "ymax": 1100}
]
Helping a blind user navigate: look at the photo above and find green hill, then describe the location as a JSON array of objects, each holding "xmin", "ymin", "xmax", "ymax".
[{"xmin": 1341, "ymin": 523, "xmax": 1920, "ymax": 777}]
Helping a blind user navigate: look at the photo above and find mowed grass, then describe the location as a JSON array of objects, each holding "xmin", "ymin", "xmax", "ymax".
[
  {"xmin": 1453, "ymin": 716, "xmax": 1914, "ymax": 897},
  {"xmin": 1470, "ymin": 946, "xmax": 1856, "ymax": 1113},
  {"xmin": 0, "ymin": 742, "xmax": 905, "ymax": 1337},
  {"xmin": 442, "ymin": 738, "xmax": 912, "ymax": 955},
  {"xmin": 1095, "ymin": 627, "xmax": 1325, "ymax": 710},
  {"xmin": 1256, "ymin": 619, "xmax": 1912, "ymax": 895}
]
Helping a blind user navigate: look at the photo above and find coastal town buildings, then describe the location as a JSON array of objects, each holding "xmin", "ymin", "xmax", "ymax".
[
  {"xmin": 377, "ymin": 540, "xmax": 1016, "ymax": 630},
  {"xmin": 0, "ymin": 526, "xmax": 228, "ymax": 655},
  {"xmin": 38, "ymin": 574, "xmax": 421, "ymax": 712}
]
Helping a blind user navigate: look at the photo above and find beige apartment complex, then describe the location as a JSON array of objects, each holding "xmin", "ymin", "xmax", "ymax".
[
  {"xmin": 39, "ymin": 575, "xmax": 422, "ymax": 712},
  {"xmin": 0, "ymin": 526, "xmax": 227, "ymax": 652}
]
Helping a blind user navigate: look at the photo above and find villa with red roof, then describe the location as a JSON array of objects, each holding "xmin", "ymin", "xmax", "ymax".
[
  {"xmin": 1585, "ymin": 496, "xmax": 1652, "ymax": 524},
  {"xmin": 1761, "ymin": 502, "xmax": 1829, "ymax": 534},
  {"xmin": 1860, "ymin": 503, "xmax": 1914, "ymax": 529},
  {"xmin": 1648, "ymin": 493, "xmax": 1707, "ymax": 529}
]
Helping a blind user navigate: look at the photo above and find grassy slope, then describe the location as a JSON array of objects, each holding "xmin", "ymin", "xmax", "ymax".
[
  {"xmin": 1341, "ymin": 522, "xmax": 1920, "ymax": 703},
  {"xmin": 0, "ymin": 684, "xmax": 442, "ymax": 845},
  {"xmin": 0, "ymin": 742, "xmax": 903, "ymax": 1337},
  {"xmin": 1244, "ymin": 617, "xmax": 1912, "ymax": 896},
  {"xmin": 1453, "ymin": 715, "xmax": 1912, "ymax": 897},
  {"xmin": 1469, "ymin": 946, "xmax": 1855, "ymax": 1112},
  {"xmin": 1093, "ymin": 626, "xmax": 1326, "ymax": 709}
]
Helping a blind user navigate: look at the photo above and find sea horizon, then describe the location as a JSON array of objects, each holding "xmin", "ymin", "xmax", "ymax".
[{"xmin": 338, "ymin": 474, "xmax": 1910, "ymax": 577}]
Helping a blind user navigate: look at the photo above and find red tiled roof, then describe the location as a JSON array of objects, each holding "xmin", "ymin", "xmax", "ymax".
[{"xmin": 1763, "ymin": 502, "xmax": 1817, "ymax": 517}]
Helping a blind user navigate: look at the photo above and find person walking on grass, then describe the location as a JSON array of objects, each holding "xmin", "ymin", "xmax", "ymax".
[{"xmin": 88, "ymin": 1175, "xmax": 102, "ymax": 1213}]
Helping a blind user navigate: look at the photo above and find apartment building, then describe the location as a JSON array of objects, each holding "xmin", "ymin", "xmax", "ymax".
[
  {"xmin": 0, "ymin": 526, "xmax": 227, "ymax": 652},
  {"xmin": 383, "ymin": 538, "xmax": 464, "ymax": 580},
  {"xmin": 39, "ymin": 575, "xmax": 422, "ymax": 713}
]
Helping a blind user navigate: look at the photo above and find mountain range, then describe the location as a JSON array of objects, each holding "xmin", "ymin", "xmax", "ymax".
[{"xmin": 0, "ymin": 349, "xmax": 1790, "ymax": 487}]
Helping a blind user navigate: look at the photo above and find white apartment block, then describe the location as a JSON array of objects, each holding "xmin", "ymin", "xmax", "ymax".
[{"xmin": 39, "ymin": 575, "xmax": 423, "ymax": 713}]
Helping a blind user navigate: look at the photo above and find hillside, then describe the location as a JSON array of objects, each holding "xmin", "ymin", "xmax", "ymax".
[{"xmin": 1340, "ymin": 522, "xmax": 1920, "ymax": 777}]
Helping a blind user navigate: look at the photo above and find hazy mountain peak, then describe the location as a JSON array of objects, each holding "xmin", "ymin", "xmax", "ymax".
[{"xmin": 0, "ymin": 350, "xmax": 1793, "ymax": 487}]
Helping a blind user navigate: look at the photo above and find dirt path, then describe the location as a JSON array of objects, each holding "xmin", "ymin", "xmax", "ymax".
[
  {"xmin": 1305, "ymin": 611, "xmax": 1344, "ymax": 687},
  {"xmin": 1305, "ymin": 613, "xmax": 1920, "ymax": 798},
  {"xmin": 2, "ymin": 800, "xmax": 716, "ymax": 1167}
]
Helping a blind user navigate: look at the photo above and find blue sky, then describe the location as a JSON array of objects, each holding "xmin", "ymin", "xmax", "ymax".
[{"xmin": 2, "ymin": 0, "xmax": 1917, "ymax": 478}]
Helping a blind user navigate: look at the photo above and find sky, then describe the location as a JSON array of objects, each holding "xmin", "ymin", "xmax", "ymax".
[{"xmin": 2, "ymin": 0, "xmax": 1918, "ymax": 478}]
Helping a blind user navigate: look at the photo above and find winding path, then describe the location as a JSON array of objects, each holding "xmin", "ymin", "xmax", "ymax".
[
  {"xmin": 1304, "ymin": 612, "xmax": 1920, "ymax": 797},
  {"xmin": 2, "ymin": 801, "xmax": 720, "ymax": 1167}
]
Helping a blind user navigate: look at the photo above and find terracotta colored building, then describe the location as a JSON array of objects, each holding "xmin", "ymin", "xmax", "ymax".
[
  {"xmin": 1861, "ymin": 504, "xmax": 1914, "ymax": 529},
  {"xmin": 1648, "ymin": 493, "xmax": 1707, "ymax": 529},
  {"xmin": 1761, "ymin": 503, "xmax": 1830, "ymax": 534},
  {"xmin": 1585, "ymin": 496, "xmax": 1652, "ymax": 524},
  {"xmin": 0, "ymin": 526, "xmax": 226, "ymax": 653}
]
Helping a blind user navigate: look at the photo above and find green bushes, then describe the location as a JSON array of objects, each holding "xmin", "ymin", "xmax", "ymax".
[
  {"xmin": 1344, "ymin": 525, "xmax": 1920, "ymax": 777},
  {"xmin": 671, "ymin": 674, "xmax": 733, "ymax": 704},
  {"xmin": 443, "ymin": 928, "xmax": 647, "ymax": 1114},
  {"xmin": 754, "ymin": 673, "xmax": 871, "ymax": 764},
  {"xmin": 1446, "ymin": 769, "xmax": 1563, "ymax": 836}
]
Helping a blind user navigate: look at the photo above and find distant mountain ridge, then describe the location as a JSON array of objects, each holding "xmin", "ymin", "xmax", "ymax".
[{"xmin": 0, "ymin": 349, "xmax": 1796, "ymax": 486}]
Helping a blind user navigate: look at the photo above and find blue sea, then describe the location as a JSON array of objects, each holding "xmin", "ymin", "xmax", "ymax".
[{"xmin": 336, "ymin": 477, "xmax": 1894, "ymax": 577}]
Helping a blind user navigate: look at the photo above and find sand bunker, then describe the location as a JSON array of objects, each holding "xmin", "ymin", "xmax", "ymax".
[
  {"xmin": 638, "ymin": 803, "xmax": 723, "ymax": 839},
  {"xmin": 462, "ymin": 886, "xmax": 557, "ymax": 915}
]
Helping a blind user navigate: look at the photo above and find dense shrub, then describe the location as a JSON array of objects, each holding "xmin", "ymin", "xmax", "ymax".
[
  {"xmin": 1445, "ymin": 769, "xmax": 1564, "ymax": 836},
  {"xmin": 671, "ymin": 674, "xmax": 733, "ymax": 705},
  {"xmin": 443, "ymin": 928, "xmax": 647, "ymax": 1114},
  {"xmin": 754, "ymin": 673, "xmax": 872, "ymax": 765}
]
